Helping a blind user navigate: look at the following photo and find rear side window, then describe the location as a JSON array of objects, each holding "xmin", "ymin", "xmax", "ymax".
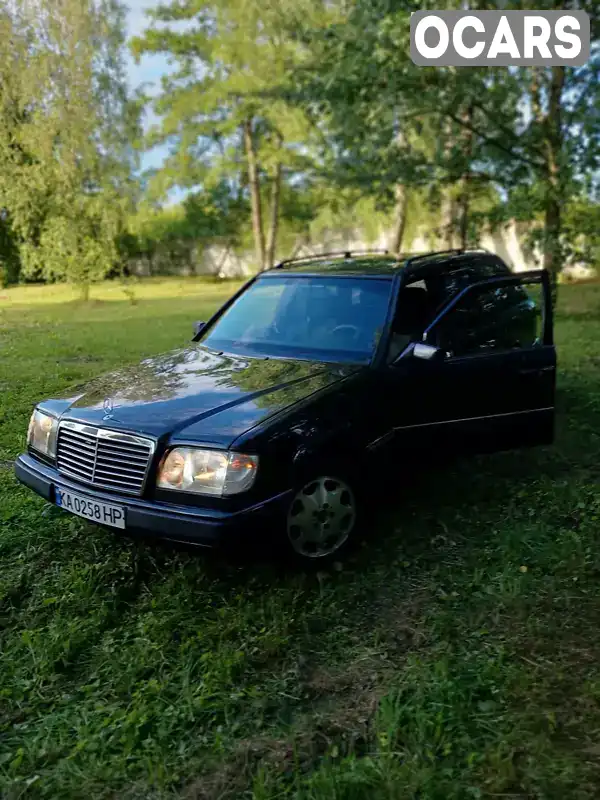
[
  {"xmin": 441, "ymin": 256, "xmax": 508, "ymax": 294},
  {"xmin": 471, "ymin": 255, "xmax": 511, "ymax": 279},
  {"xmin": 441, "ymin": 267, "xmax": 475, "ymax": 298},
  {"xmin": 426, "ymin": 255, "xmax": 511, "ymax": 311},
  {"xmin": 423, "ymin": 265, "xmax": 476, "ymax": 313}
]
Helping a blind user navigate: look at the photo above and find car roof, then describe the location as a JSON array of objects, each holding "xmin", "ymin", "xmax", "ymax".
[{"xmin": 259, "ymin": 249, "xmax": 496, "ymax": 280}]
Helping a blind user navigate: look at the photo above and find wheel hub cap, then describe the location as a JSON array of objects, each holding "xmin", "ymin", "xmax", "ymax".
[{"xmin": 287, "ymin": 476, "xmax": 356, "ymax": 558}]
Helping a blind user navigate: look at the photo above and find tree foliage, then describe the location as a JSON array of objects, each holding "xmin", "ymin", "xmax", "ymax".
[
  {"xmin": 0, "ymin": 0, "xmax": 598, "ymax": 291},
  {"xmin": 285, "ymin": 0, "xmax": 600, "ymax": 290},
  {"xmin": 0, "ymin": 0, "xmax": 140, "ymax": 294},
  {"xmin": 131, "ymin": 0, "xmax": 339, "ymax": 269}
]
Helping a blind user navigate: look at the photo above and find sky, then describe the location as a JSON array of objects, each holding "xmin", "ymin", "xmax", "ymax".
[{"xmin": 124, "ymin": 0, "xmax": 173, "ymax": 174}]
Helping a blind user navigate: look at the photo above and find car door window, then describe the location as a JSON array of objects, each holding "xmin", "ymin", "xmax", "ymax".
[
  {"xmin": 387, "ymin": 281, "xmax": 437, "ymax": 362},
  {"xmin": 430, "ymin": 282, "xmax": 542, "ymax": 358}
]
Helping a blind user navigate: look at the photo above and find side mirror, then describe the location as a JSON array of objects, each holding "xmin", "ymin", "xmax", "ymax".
[
  {"xmin": 413, "ymin": 342, "xmax": 444, "ymax": 362},
  {"xmin": 193, "ymin": 321, "xmax": 206, "ymax": 338}
]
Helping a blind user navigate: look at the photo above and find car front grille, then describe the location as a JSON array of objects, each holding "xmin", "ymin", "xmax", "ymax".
[{"xmin": 56, "ymin": 421, "xmax": 155, "ymax": 496}]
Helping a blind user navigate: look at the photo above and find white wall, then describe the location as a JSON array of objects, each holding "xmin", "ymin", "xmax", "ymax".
[{"xmin": 147, "ymin": 219, "xmax": 594, "ymax": 280}]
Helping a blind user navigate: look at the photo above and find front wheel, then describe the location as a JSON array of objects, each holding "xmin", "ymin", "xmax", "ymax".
[{"xmin": 285, "ymin": 474, "xmax": 358, "ymax": 561}]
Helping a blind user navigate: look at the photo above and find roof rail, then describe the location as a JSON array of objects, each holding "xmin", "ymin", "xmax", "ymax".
[
  {"xmin": 274, "ymin": 249, "xmax": 391, "ymax": 269},
  {"xmin": 403, "ymin": 248, "xmax": 489, "ymax": 268}
]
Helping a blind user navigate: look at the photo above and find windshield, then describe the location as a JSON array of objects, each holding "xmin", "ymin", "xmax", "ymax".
[{"xmin": 199, "ymin": 275, "xmax": 393, "ymax": 363}]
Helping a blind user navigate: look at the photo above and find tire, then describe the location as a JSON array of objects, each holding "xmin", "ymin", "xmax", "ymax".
[{"xmin": 282, "ymin": 470, "xmax": 360, "ymax": 564}]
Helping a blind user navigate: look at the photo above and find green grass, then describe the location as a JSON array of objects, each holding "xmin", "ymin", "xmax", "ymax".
[{"xmin": 1, "ymin": 278, "xmax": 600, "ymax": 799}]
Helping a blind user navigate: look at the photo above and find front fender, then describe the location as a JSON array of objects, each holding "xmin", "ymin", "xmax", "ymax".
[{"xmin": 290, "ymin": 438, "xmax": 364, "ymax": 486}]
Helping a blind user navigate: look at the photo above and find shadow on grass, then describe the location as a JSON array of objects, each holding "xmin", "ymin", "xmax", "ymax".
[
  {"xmin": 124, "ymin": 436, "xmax": 583, "ymax": 591},
  {"xmin": 93, "ymin": 360, "xmax": 600, "ymax": 591},
  {"xmin": 4, "ymin": 366, "xmax": 591, "ymax": 698}
]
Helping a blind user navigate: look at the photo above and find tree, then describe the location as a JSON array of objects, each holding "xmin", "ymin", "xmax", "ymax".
[
  {"xmin": 131, "ymin": 0, "xmax": 333, "ymax": 270},
  {"xmin": 0, "ymin": 0, "xmax": 140, "ymax": 297},
  {"xmin": 0, "ymin": 212, "xmax": 20, "ymax": 287},
  {"xmin": 286, "ymin": 0, "xmax": 599, "ymax": 298}
]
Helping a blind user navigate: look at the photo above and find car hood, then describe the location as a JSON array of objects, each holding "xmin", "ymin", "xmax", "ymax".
[{"xmin": 48, "ymin": 346, "xmax": 359, "ymax": 447}]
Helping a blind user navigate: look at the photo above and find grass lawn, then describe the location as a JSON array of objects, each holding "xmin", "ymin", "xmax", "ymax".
[{"xmin": 1, "ymin": 277, "xmax": 600, "ymax": 799}]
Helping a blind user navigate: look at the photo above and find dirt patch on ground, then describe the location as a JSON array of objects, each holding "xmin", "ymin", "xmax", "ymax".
[
  {"xmin": 182, "ymin": 692, "xmax": 379, "ymax": 800},
  {"xmin": 182, "ymin": 591, "xmax": 430, "ymax": 799}
]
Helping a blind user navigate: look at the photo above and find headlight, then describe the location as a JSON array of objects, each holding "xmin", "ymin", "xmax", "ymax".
[
  {"xmin": 27, "ymin": 409, "xmax": 58, "ymax": 459},
  {"xmin": 157, "ymin": 448, "xmax": 259, "ymax": 497}
]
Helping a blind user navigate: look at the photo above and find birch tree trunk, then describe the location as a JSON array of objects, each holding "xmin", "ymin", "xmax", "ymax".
[
  {"xmin": 243, "ymin": 118, "xmax": 266, "ymax": 271},
  {"xmin": 265, "ymin": 160, "xmax": 282, "ymax": 269},
  {"xmin": 441, "ymin": 193, "xmax": 456, "ymax": 249},
  {"xmin": 390, "ymin": 184, "xmax": 408, "ymax": 256},
  {"xmin": 458, "ymin": 104, "xmax": 474, "ymax": 250},
  {"xmin": 440, "ymin": 118, "xmax": 456, "ymax": 249}
]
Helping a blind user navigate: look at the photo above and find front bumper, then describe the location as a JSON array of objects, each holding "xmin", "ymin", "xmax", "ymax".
[{"xmin": 15, "ymin": 453, "xmax": 292, "ymax": 549}]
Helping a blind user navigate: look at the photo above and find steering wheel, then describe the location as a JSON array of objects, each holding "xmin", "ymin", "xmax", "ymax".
[{"xmin": 330, "ymin": 324, "xmax": 361, "ymax": 342}]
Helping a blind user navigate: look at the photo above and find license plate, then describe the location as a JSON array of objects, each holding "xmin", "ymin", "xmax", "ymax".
[{"xmin": 55, "ymin": 488, "xmax": 126, "ymax": 529}]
